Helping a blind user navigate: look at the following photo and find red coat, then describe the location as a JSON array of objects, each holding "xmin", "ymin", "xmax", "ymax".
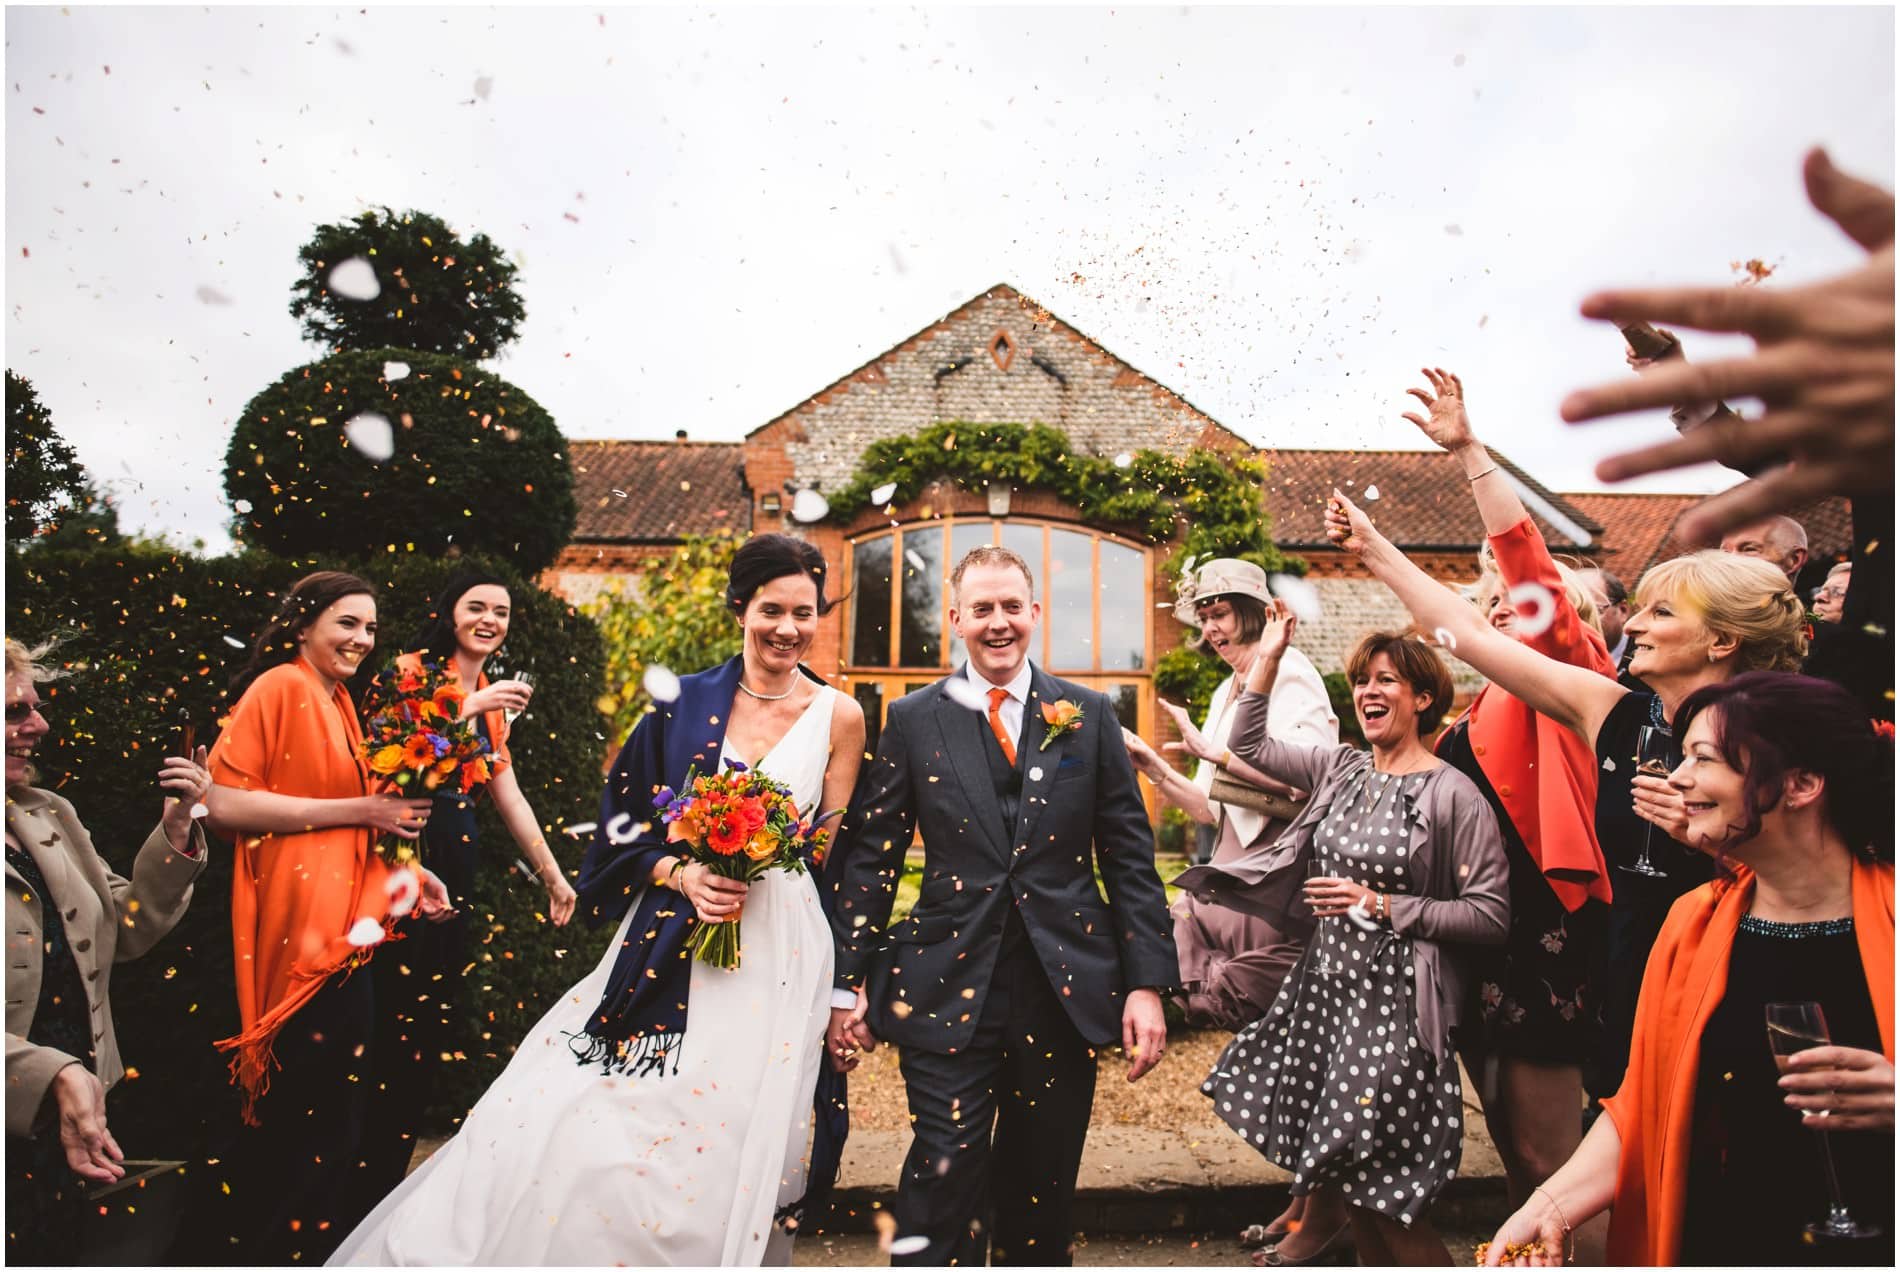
[
  {"xmin": 1454, "ymin": 517, "xmax": 1616, "ymax": 910},
  {"xmin": 1603, "ymin": 859, "xmax": 1895, "ymax": 1265}
]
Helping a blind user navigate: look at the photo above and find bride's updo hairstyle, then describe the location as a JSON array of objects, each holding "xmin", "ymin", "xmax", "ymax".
[{"xmin": 725, "ymin": 533, "xmax": 838, "ymax": 619}]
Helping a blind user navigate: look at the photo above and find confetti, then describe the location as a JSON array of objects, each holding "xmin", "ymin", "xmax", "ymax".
[
  {"xmin": 1506, "ymin": 581, "xmax": 1556, "ymax": 639},
  {"xmin": 232, "ymin": 499, "xmax": 253, "ymax": 514},
  {"xmin": 890, "ymin": 1236, "xmax": 931, "ymax": 1257},
  {"xmin": 1432, "ymin": 626, "xmax": 1457, "ymax": 651},
  {"xmin": 563, "ymin": 822, "xmax": 598, "ymax": 839},
  {"xmin": 789, "ymin": 488, "xmax": 830, "ymax": 523},
  {"xmin": 326, "ymin": 257, "xmax": 381, "ymax": 301},
  {"xmin": 382, "ymin": 360, "xmax": 411, "ymax": 382},
  {"xmin": 605, "ymin": 813, "xmax": 649, "ymax": 845},
  {"xmin": 343, "ymin": 412, "xmax": 395, "ymax": 462},
  {"xmin": 942, "ymin": 676, "xmax": 989, "ymax": 711},
  {"xmin": 1267, "ymin": 573, "xmax": 1322, "ymax": 623},
  {"xmin": 222, "ymin": 635, "xmax": 247, "ymax": 649},
  {"xmin": 1362, "ymin": 484, "xmax": 1380, "ymax": 501},
  {"xmin": 346, "ymin": 917, "xmax": 386, "ymax": 947},
  {"xmin": 188, "ymin": 802, "xmax": 209, "ymax": 820},
  {"xmin": 1112, "ymin": 452, "xmax": 1133, "ymax": 468},
  {"xmin": 870, "ymin": 481, "xmax": 898, "ymax": 505},
  {"xmin": 386, "ymin": 868, "xmax": 420, "ymax": 918},
  {"xmin": 642, "ymin": 664, "xmax": 682, "ymax": 704}
]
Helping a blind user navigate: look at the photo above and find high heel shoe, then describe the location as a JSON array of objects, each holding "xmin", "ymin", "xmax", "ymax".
[
  {"xmin": 1239, "ymin": 1220, "xmax": 1293, "ymax": 1249},
  {"xmin": 1251, "ymin": 1222, "xmax": 1354, "ymax": 1267}
]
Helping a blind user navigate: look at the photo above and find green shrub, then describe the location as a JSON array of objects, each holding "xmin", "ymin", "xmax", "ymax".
[
  {"xmin": 222, "ymin": 348, "xmax": 577, "ymax": 575},
  {"xmin": 5, "ymin": 544, "xmax": 609, "ymax": 1150},
  {"xmin": 1323, "ymin": 671, "xmax": 1367, "ymax": 747},
  {"xmin": 1152, "ymin": 645, "xmax": 1231, "ymax": 726}
]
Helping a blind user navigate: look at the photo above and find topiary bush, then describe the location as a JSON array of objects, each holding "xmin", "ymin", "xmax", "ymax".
[
  {"xmin": 222, "ymin": 348, "xmax": 577, "ymax": 575},
  {"xmin": 5, "ymin": 543, "xmax": 610, "ymax": 1152}
]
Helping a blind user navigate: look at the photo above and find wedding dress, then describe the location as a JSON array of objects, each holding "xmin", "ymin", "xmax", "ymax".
[{"xmin": 331, "ymin": 689, "xmax": 839, "ymax": 1266}]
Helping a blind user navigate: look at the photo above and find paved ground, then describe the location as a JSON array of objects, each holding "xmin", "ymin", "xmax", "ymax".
[{"xmin": 794, "ymin": 1221, "xmax": 1508, "ymax": 1267}]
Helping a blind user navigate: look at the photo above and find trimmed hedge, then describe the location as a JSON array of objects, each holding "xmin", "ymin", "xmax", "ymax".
[
  {"xmin": 222, "ymin": 348, "xmax": 577, "ymax": 575},
  {"xmin": 6, "ymin": 544, "xmax": 610, "ymax": 1154}
]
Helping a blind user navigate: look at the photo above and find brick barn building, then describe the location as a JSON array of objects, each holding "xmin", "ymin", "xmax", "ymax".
[{"xmin": 545, "ymin": 283, "xmax": 1850, "ymax": 760}]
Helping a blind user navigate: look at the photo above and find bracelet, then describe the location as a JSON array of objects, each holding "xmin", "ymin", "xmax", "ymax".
[
  {"xmin": 666, "ymin": 858, "xmax": 688, "ymax": 890},
  {"xmin": 1217, "ymin": 748, "xmax": 1234, "ymax": 770},
  {"xmin": 1531, "ymin": 1185, "xmax": 1576, "ymax": 1263},
  {"xmin": 1466, "ymin": 464, "xmax": 1500, "ymax": 482}
]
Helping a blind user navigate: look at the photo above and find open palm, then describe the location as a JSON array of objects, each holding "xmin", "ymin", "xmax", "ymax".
[{"xmin": 1402, "ymin": 367, "xmax": 1476, "ymax": 452}]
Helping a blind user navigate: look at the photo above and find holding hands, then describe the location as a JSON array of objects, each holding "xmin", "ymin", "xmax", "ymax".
[{"xmin": 827, "ymin": 988, "xmax": 876, "ymax": 1073}]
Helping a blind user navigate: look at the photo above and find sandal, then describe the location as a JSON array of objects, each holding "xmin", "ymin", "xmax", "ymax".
[
  {"xmin": 1239, "ymin": 1222, "xmax": 1291, "ymax": 1250},
  {"xmin": 1252, "ymin": 1223, "xmax": 1353, "ymax": 1267}
]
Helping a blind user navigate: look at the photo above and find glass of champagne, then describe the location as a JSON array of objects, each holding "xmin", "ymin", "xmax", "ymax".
[
  {"xmin": 1765, "ymin": 1001, "xmax": 1880, "ymax": 1242},
  {"xmin": 1620, "ymin": 724, "xmax": 1673, "ymax": 877},
  {"xmin": 1306, "ymin": 851, "xmax": 1340, "ymax": 978},
  {"xmin": 505, "ymin": 670, "xmax": 535, "ymax": 725}
]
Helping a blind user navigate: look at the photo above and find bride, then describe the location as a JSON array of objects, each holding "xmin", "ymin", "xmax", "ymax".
[{"xmin": 331, "ymin": 534, "xmax": 866, "ymax": 1266}]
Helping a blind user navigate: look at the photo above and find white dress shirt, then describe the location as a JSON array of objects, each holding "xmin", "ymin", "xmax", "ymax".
[{"xmin": 830, "ymin": 659, "xmax": 1036, "ymax": 1014}]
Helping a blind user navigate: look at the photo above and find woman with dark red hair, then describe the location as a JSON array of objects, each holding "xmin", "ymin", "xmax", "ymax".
[{"xmin": 1484, "ymin": 673, "xmax": 1893, "ymax": 1267}]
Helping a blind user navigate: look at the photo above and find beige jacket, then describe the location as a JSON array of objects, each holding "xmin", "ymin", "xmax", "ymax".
[{"xmin": 6, "ymin": 785, "xmax": 205, "ymax": 1137}]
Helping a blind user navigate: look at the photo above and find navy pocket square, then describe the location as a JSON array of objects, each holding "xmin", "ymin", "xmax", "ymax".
[{"xmin": 1057, "ymin": 755, "xmax": 1087, "ymax": 770}]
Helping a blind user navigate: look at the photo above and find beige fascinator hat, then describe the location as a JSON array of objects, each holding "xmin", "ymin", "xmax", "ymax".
[{"xmin": 1174, "ymin": 558, "xmax": 1273, "ymax": 627}]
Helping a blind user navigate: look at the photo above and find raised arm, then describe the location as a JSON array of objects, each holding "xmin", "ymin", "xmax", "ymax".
[
  {"xmin": 1225, "ymin": 602, "xmax": 1347, "ymax": 793},
  {"xmin": 1402, "ymin": 367, "xmax": 1537, "ymax": 537},
  {"xmin": 1326, "ymin": 491, "xmax": 1628, "ymax": 752}
]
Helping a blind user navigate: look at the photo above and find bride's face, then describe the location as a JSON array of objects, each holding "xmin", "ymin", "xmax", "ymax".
[{"xmin": 740, "ymin": 573, "xmax": 820, "ymax": 677}]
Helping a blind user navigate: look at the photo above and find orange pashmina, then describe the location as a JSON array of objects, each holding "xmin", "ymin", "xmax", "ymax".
[
  {"xmin": 1602, "ymin": 858, "xmax": 1895, "ymax": 1264},
  {"xmin": 209, "ymin": 657, "xmax": 400, "ymax": 1121}
]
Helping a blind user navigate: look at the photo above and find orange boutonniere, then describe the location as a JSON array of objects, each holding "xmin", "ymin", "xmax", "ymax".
[{"xmin": 1039, "ymin": 698, "xmax": 1085, "ymax": 751}]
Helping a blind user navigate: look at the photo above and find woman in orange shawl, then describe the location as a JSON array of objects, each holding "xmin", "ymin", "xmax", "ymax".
[
  {"xmin": 185, "ymin": 571, "xmax": 450, "ymax": 1265},
  {"xmin": 1484, "ymin": 673, "xmax": 1894, "ymax": 1267}
]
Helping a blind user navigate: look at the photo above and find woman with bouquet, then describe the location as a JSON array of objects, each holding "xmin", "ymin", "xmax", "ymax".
[
  {"xmin": 176, "ymin": 570, "xmax": 454, "ymax": 1265},
  {"xmin": 331, "ymin": 534, "xmax": 866, "ymax": 1266},
  {"xmin": 348, "ymin": 571, "xmax": 577, "ymax": 1205}
]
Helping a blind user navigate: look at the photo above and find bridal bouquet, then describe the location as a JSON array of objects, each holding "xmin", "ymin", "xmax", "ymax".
[
  {"xmin": 652, "ymin": 760, "xmax": 830, "ymax": 969},
  {"xmin": 359, "ymin": 660, "xmax": 494, "ymax": 863}
]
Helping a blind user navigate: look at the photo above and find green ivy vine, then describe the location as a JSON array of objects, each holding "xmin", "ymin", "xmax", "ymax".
[{"xmin": 825, "ymin": 420, "xmax": 1300, "ymax": 582}]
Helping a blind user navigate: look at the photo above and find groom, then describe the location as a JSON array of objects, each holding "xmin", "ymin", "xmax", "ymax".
[{"xmin": 826, "ymin": 544, "xmax": 1179, "ymax": 1266}]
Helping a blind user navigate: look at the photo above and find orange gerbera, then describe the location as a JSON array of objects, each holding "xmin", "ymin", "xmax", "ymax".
[
  {"xmin": 705, "ymin": 813, "xmax": 748, "ymax": 856},
  {"xmin": 402, "ymin": 733, "xmax": 437, "ymax": 765}
]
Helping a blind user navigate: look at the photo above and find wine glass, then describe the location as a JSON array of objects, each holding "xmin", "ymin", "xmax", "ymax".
[
  {"xmin": 1765, "ymin": 1001, "xmax": 1880, "ymax": 1242},
  {"xmin": 1306, "ymin": 851, "xmax": 1341, "ymax": 978},
  {"xmin": 505, "ymin": 670, "xmax": 535, "ymax": 725},
  {"xmin": 1620, "ymin": 724, "xmax": 1674, "ymax": 877}
]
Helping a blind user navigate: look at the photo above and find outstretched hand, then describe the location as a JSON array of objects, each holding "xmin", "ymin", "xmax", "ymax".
[
  {"xmin": 1323, "ymin": 489, "xmax": 1380, "ymax": 555},
  {"xmin": 1258, "ymin": 598, "xmax": 1299, "ymax": 662},
  {"xmin": 1560, "ymin": 147, "xmax": 1895, "ymax": 544},
  {"xmin": 1402, "ymin": 367, "xmax": 1478, "ymax": 453},
  {"xmin": 1156, "ymin": 699, "xmax": 1217, "ymax": 763}
]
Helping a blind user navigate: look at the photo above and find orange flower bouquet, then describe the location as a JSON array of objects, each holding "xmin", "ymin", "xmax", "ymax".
[
  {"xmin": 652, "ymin": 760, "xmax": 831, "ymax": 969},
  {"xmin": 358, "ymin": 660, "xmax": 494, "ymax": 863}
]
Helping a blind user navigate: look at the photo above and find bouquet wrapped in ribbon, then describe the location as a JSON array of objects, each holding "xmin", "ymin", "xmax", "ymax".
[
  {"xmin": 653, "ymin": 759, "xmax": 830, "ymax": 969},
  {"xmin": 359, "ymin": 660, "xmax": 494, "ymax": 863}
]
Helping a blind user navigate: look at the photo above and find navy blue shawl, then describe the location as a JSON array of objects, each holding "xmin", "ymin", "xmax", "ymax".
[{"xmin": 571, "ymin": 655, "xmax": 848, "ymax": 1224}]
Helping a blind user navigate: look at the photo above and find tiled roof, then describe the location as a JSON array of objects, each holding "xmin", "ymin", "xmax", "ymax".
[
  {"xmin": 1563, "ymin": 490, "xmax": 1855, "ymax": 578},
  {"xmin": 1263, "ymin": 449, "xmax": 1604, "ymax": 553},
  {"xmin": 568, "ymin": 440, "xmax": 749, "ymax": 542}
]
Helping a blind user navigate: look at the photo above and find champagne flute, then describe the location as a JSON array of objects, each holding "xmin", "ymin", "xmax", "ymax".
[
  {"xmin": 1306, "ymin": 851, "xmax": 1340, "ymax": 978},
  {"xmin": 1620, "ymin": 724, "xmax": 1673, "ymax": 877},
  {"xmin": 505, "ymin": 670, "xmax": 535, "ymax": 725},
  {"xmin": 1765, "ymin": 1001, "xmax": 1880, "ymax": 1242}
]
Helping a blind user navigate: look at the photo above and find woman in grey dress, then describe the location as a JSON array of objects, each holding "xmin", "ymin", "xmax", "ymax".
[{"xmin": 1179, "ymin": 609, "xmax": 1509, "ymax": 1265}]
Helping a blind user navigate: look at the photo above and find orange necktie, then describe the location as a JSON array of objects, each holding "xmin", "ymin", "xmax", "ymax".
[{"xmin": 987, "ymin": 687, "xmax": 1018, "ymax": 767}]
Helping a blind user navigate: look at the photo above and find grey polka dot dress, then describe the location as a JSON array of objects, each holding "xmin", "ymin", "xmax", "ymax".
[{"xmin": 1201, "ymin": 768, "xmax": 1463, "ymax": 1225}]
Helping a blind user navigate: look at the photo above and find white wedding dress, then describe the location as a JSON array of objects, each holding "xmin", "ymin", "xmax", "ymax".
[{"xmin": 331, "ymin": 689, "xmax": 839, "ymax": 1267}]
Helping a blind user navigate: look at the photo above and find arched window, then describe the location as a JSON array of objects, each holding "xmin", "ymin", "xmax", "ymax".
[{"xmin": 846, "ymin": 518, "xmax": 1151, "ymax": 746}]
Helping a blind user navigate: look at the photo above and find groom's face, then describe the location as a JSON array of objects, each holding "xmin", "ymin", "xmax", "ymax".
[{"xmin": 951, "ymin": 562, "xmax": 1040, "ymax": 683}]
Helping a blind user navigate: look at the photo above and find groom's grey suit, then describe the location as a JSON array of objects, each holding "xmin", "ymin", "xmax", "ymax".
[{"xmin": 827, "ymin": 662, "xmax": 1178, "ymax": 1265}]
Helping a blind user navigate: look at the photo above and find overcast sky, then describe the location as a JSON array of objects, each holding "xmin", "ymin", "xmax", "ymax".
[{"xmin": 6, "ymin": 5, "xmax": 1893, "ymax": 554}]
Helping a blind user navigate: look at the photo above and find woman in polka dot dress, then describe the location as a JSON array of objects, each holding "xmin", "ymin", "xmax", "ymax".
[{"xmin": 1178, "ymin": 616, "xmax": 1509, "ymax": 1264}]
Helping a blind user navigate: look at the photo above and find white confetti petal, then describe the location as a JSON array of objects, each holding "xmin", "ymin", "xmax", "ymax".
[
  {"xmin": 346, "ymin": 917, "xmax": 386, "ymax": 947},
  {"xmin": 1363, "ymin": 484, "xmax": 1381, "ymax": 501},
  {"xmin": 1506, "ymin": 581, "xmax": 1557, "ymax": 639},
  {"xmin": 904, "ymin": 549, "xmax": 927, "ymax": 572},
  {"xmin": 1268, "ymin": 573, "xmax": 1323, "ymax": 623},
  {"xmin": 563, "ymin": 822, "xmax": 598, "ymax": 839},
  {"xmin": 222, "ymin": 635, "xmax": 247, "ymax": 649},
  {"xmin": 889, "ymin": 1237, "xmax": 931, "ymax": 1258},
  {"xmin": 385, "ymin": 868, "xmax": 420, "ymax": 918},
  {"xmin": 343, "ymin": 412, "xmax": 395, "ymax": 463},
  {"xmin": 382, "ymin": 360, "xmax": 411, "ymax": 382},
  {"xmin": 642, "ymin": 664, "xmax": 682, "ymax": 703},
  {"xmin": 188, "ymin": 802, "xmax": 209, "ymax": 820},
  {"xmin": 326, "ymin": 256, "xmax": 381, "ymax": 301},
  {"xmin": 789, "ymin": 488, "xmax": 830, "ymax": 523},
  {"xmin": 1113, "ymin": 452, "xmax": 1134, "ymax": 469},
  {"xmin": 1432, "ymin": 626, "xmax": 1457, "ymax": 651},
  {"xmin": 605, "ymin": 813, "xmax": 651, "ymax": 845},
  {"xmin": 870, "ymin": 481, "xmax": 898, "ymax": 505},
  {"xmin": 232, "ymin": 498, "xmax": 253, "ymax": 514},
  {"xmin": 942, "ymin": 676, "xmax": 989, "ymax": 711}
]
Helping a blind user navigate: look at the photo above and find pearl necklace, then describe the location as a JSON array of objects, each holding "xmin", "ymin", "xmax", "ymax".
[{"xmin": 738, "ymin": 678, "xmax": 797, "ymax": 702}]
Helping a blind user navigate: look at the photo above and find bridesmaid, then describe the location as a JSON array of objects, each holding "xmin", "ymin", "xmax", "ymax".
[
  {"xmin": 348, "ymin": 570, "xmax": 576, "ymax": 1205},
  {"xmin": 178, "ymin": 571, "xmax": 451, "ymax": 1265}
]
